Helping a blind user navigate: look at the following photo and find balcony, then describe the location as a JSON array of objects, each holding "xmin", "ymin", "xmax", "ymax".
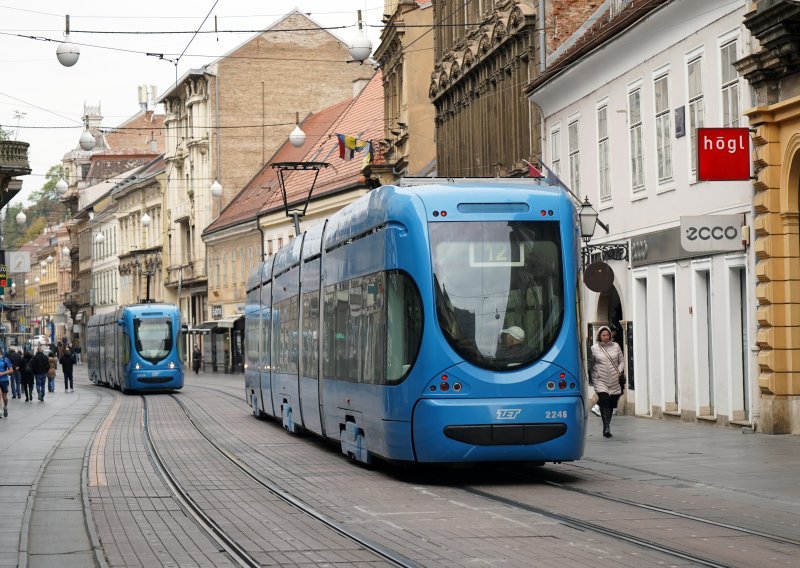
[
  {"xmin": 0, "ymin": 141, "xmax": 31, "ymax": 208},
  {"xmin": 172, "ymin": 200, "xmax": 192, "ymax": 223}
]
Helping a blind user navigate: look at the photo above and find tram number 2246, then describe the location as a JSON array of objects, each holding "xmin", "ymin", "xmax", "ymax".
[{"xmin": 545, "ymin": 410, "xmax": 568, "ymax": 419}]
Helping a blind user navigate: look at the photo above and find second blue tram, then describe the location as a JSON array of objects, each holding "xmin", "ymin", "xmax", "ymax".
[
  {"xmin": 87, "ymin": 303, "xmax": 185, "ymax": 393},
  {"xmin": 245, "ymin": 180, "xmax": 586, "ymax": 464}
]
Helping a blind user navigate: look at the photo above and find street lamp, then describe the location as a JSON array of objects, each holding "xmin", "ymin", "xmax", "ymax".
[
  {"xmin": 289, "ymin": 112, "xmax": 306, "ymax": 148},
  {"xmin": 577, "ymin": 195, "xmax": 627, "ymax": 269},
  {"xmin": 55, "ymin": 16, "xmax": 80, "ymax": 67},
  {"xmin": 55, "ymin": 177, "xmax": 69, "ymax": 195},
  {"xmin": 62, "ymin": 246, "xmax": 70, "ymax": 256},
  {"xmin": 46, "ymin": 254, "xmax": 53, "ymax": 264},
  {"xmin": 140, "ymin": 212, "xmax": 151, "ymax": 227},
  {"xmin": 34, "ymin": 277, "xmax": 40, "ymax": 284},
  {"xmin": 210, "ymin": 180, "xmax": 223, "ymax": 198},
  {"xmin": 95, "ymin": 232, "xmax": 105, "ymax": 243},
  {"xmin": 347, "ymin": 10, "xmax": 372, "ymax": 63},
  {"xmin": 40, "ymin": 260, "xmax": 46, "ymax": 268},
  {"xmin": 16, "ymin": 211, "xmax": 26, "ymax": 225},
  {"xmin": 578, "ymin": 196, "xmax": 599, "ymax": 244}
]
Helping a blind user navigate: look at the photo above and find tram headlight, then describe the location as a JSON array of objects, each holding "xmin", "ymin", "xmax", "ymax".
[
  {"xmin": 134, "ymin": 363, "xmax": 141, "ymax": 370},
  {"xmin": 168, "ymin": 362, "xmax": 175, "ymax": 369}
]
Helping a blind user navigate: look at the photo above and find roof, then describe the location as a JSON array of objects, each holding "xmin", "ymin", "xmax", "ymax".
[
  {"xmin": 524, "ymin": 0, "xmax": 670, "ymax": 96},
  {"xmin": 205, "ymin": 70, "xmax": 384, "ymax": 235}
]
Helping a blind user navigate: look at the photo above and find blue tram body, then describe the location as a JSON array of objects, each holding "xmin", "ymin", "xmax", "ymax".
[
  {"xmin": 244, "ymin": 181, "xmax": 587, "ymax": 464},
  {"xmin": 87, "ymin": 304, "xmax": 185, "ymax": 393}
]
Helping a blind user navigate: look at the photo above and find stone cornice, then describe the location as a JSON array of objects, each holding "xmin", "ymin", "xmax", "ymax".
[{"xmin": 737, "ymin": 1, "xmax": 800, "ymax": 88}]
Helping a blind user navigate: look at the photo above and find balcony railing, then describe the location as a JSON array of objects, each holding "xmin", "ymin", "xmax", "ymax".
[{"xmin": 172, "ymin": 200, "xmax": 192, "ymax": 222}]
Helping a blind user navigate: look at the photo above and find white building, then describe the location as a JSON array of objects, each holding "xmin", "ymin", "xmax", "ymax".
[{"xmin": 527, "ymin": 0, "xmax": 759, "ymax": 428}]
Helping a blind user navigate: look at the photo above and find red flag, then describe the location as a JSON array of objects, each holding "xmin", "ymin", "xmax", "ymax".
[{"xmin": 528, "ymin": 162, "xmax": 544, "ymax": 178}]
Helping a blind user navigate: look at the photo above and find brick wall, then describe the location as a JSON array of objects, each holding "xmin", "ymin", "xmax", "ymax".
[
  {"xmin": 213, "ymin": 11, "xmax": 374, "ymax": 205},
  {"xmin": 546, "ymin": 0, "xmax": 601, "ymax": 53}
]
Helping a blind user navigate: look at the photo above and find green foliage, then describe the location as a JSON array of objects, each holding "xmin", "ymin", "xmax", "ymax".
[
  {"xmin": 0, "ymin": 127, "xmax": 11, "ymax": 141},
  {"xmin": 2, "ymin": 164, "xmax": 68, "ymax": 249}
]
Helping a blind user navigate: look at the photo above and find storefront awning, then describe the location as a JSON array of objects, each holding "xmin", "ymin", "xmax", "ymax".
[{"xmin": 196, "ymin": 316, "xmax": 242, "ymax": 331}]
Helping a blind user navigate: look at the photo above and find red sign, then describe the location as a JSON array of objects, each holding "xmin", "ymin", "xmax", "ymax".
[{"xmin": 697, "ymin": 127, "xmax": 751, "ymax": 181}]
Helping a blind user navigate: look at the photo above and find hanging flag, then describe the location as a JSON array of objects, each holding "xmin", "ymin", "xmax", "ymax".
[
  {"xmin": 528, "ymin": 162, "xmax": 544, "ymax": 178},
  {"xmin": 362, "ymin": 140, "xmax": 374, "ymax": 168},
  {"xmin": 337, "ymin": 134, "xmax": 368, "ymax": 161}
]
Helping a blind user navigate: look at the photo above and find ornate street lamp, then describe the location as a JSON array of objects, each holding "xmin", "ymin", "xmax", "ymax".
[
  {"xmin": 55, "ymin": 177, "xmax": 69, "ymax": 195},
  {"xmin": 578, "ymin": 195, "xmax": 627, "ymax": 270},
  {"xmin": 16, "ymin": 211, "xmax": 26, "ymax": 225},
  {"xmin": 140, "ymin": 212, "xmax": 152, "ymax": 227},
  {"xmin": 210, "ymin": 180, "xmax": 223, "ymax": 198}
]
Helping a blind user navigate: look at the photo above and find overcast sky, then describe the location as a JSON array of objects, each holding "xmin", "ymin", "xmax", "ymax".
[{"xmin": 0, "ymin": 1, "xmax": 385, "ymax": 205}]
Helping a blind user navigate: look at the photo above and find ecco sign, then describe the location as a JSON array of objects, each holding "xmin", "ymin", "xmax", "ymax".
[
  {"xmin": 697, "ymin": 127, "xmax": 750, "ymax": 181},
  {"xmin": 680, "ymin": 215, "xmax": 743, "ymax": 253}
]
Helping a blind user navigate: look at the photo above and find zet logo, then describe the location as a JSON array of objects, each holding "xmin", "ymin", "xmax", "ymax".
[{"xmin": 496, "ymin": 408, "xmax": 521, "ymax": 420}]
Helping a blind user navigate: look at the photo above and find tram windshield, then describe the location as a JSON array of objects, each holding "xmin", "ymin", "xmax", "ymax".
[
  {"xmin": 133, "ymin": 317, "xmax": 173, "ymax": 363},
  {"xmin": 430, "ymin": 221, "xmax": 564, "ymax": 371}
]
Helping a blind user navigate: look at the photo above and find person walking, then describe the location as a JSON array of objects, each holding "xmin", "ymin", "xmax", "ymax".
[
  {"xmin": 47, "ymin": 349, "xmax": 58, "ymax": 393},
  {"xmin": 20, "ymin": 351, "xmax": 34, "ymax": 402},
  {"xmin": 8, "ymin": 347, "xmax": 23, "ymax": 400},
  {"xmin": 74, "ymin": 345, "xmax": 81, "ymax": 365},
  {"xmin": 590, "ymin": 326, "xmax": 624, "ymax": 438},
  {"xmin": 59, "ymin": 349, "xmax": 76, "ymax": 392},
  {"xmin": 192, "ymin": 345, "xmax": 202, "ymax": 374},
  {"xmin": 32, "ymin": 346, "xmax": 50, "ymax": 401},
  {"xmin": 0, "ymin": 351, "xmax": 13, "ymax": 418}
]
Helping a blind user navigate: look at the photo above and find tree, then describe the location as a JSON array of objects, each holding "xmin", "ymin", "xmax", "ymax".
[{"xmin": 1, "ymin": 164, "xmax": 69, "ymax": 249}]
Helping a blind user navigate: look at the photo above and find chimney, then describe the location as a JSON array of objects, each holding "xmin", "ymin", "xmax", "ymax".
[
  {"xmin": 138, "ymin": 84, "xmax": 148, "ymax": 111},
  {"xmin": 353, "ymin": 77, "xmax": 370, "ymax": 98}
]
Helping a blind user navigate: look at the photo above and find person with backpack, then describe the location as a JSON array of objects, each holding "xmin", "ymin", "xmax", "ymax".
[
  {"xmin": 20, "ymin": 351, "xmax": 34, "ymax": 402},
  {"xmin": 0, "ymin": 350, "xmax": 14, "ymax": 418},
  {"xmin": 32, "ymin": 346, "xmax": 51, "ymax": 401},
  {"xmin": 59, "ymin": 349, "xmax": 76, "ymax": 392}
]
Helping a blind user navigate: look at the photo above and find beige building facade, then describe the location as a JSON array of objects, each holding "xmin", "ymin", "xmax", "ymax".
[{"xmin": 738, "ymin": 0, "xmax": 800, "ymax": 434}]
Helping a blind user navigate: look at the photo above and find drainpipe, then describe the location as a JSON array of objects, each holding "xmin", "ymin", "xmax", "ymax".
[{"xmin": 538, "ymin": 0, "xmax": 546, "ymax": 74}]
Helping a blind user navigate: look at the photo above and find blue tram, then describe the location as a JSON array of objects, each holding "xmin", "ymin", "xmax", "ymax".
[
  {"xmin": 245, "ymin": 180, "xmax": 586, "ymax": 464},
  {"xmin": 87, "ymin": 303, "xmax": 185, "ymax": 393}
]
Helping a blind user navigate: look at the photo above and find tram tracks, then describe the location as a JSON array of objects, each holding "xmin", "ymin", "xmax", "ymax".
[
  {"xmin": 141, "ymin": 395, "xmax": 419, "ymax": 568},
  {"xmin": 180, "ymin": 384, "xmax": 799, "ymax": 566},
  {"xmin": 451, "ymin": 465, "xmax": 800, "ymax": 568}
]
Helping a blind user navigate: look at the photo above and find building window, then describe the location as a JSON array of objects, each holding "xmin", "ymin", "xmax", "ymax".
[
  {"xmin": 597, "ymin": 105, "xmax": 610, "ymax": 201},
  {"xmin": 568, "ymin": 119, "xmax": 580, "ymax": 194},
  {"xmin": 551, "ymin": 128, "xmax": 561, "ymax": 177},
  {"xmin": 687, "ymin": 56, "xmax": 704, "ymax": 175},
  {"xmin": 721, "ymin": 40, "xmax": 740, "ymax": 127},
  {"xmin": 628, "ymin": 87, "xmax": 644, "ymax": 190},
  {"xmin": 654, "ymin": 73, "xmax": 672, "ymax": 183}
]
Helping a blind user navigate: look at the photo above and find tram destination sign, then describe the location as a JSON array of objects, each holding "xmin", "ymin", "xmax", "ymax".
[
  {"xmin": 697, "ymin": 127, "xmax": 750, "ymax": 181},
  {"xmin": 680, "ymin": 215, "xmax": 744, "ymax": 253}
]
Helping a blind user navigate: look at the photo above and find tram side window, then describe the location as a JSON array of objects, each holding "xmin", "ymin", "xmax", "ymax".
[
  {"xmin": 323, "ymin": 272, "xmax": 386, "ymax": 383},
  {"xmin": 119, "ymin": 331, "xmax": 130, "ymax": 366},
  {"xmin": 301, "ymin": 290, "xmax": 320, "ymax": 379},
  {"xmin": 273, "ymin": 296, "xmax": 299, "ymax": 374},
  {"xmin": 260, "ymin": 283, "xmax": 271, "ymax": 372},
  {"xmin": 386, "ymin": 271, "xmax": 423, "ymax": 384}
]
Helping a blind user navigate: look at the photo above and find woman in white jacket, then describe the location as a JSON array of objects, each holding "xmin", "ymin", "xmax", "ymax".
[{"xmin": 590, "ymin": 326, "xmax": 624, "ymax": 438}]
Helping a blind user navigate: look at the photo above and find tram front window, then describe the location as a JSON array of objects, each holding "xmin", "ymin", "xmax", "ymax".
[
  {"xmin": 430, "ymin": 221, "xmax": 564, "ymax": 371},
  {"xmin": 133, "ymin": 317, "xmax": 173, "ymax": 363}
]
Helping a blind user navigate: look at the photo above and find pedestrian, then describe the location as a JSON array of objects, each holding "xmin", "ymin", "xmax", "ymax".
[
  {"xmin": 59, "ymin": 348, "xmax": 76, "ymax": 392},
  {"xmin": 32, "ymin": 346, "xmax": 50, "ymax": 401},
  {"xmin": 8, "ymin": 347, "xmax": 23, "ymax": 400},
  {"xmin": 590, "ymin": 326, "xmax": 625, "ymax": 438},
  {"xmin": 192, "ymin": 345, "xmax": 202, "ymax": 374},
  {"xmin": 47, "ymin": 350, "xmax": 58, "ymax": 393},
  {"xmin": 74, "ymin": 344, "xmax": 81, "ymax": 365},
  {"xmin": 591, "ymin": 327, "xmax": 622, "ymax": 418},
  {"xmin": 0, "ymin": 350, "xmax": 14, "ymax": 418},
  {"xmin": 20, "ymin": 351, "xmax": 34, "ymax": 402}
]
